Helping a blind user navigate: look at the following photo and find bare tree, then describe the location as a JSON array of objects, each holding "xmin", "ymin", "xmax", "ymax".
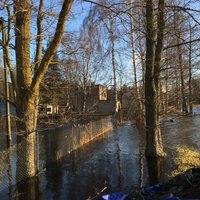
[
  {"xmin": 129, "ymin": 0, "xmax": 144, "ymax": 123},
  {"xmin": 145, "ymin": 0, "xmax": 165, "ymax": 157},
  {"xmin": 1, "ymin": 0, "xmax": 73, "ymax": 180}
]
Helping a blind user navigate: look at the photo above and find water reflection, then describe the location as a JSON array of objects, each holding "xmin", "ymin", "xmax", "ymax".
[
  {"xmin": 39, "ymin": 123, "xmax": 141, "ymax": 200},
  {"xmin": 1, "ymin": 116, "xmax": 200, "ymax": 199},
  {"xmin": 16, "ymin": 176, "xmax": 42, "ymax": 200},
  {"xmin": 146, "ymin": 157, "xmax": 164, "ymax": 186},
  {"xmin": 7, "ymin": 147, "xmax": 13, "ymax": 200},
  {"xmin": 46, "ymin": 161, "xmax": 63, "ymax": 199},
  {"xmin": 16, "ymin": 178, "xmax": 35, "ymax": 200},
  {"xmin": 116, "ymin": 143, "xmax": 122, "ymax": 191}
]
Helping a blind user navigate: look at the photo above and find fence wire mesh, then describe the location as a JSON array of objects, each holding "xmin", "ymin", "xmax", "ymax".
[{"xmin": 0, "ymin": 116, "xmax": 114, "ymax": 194}]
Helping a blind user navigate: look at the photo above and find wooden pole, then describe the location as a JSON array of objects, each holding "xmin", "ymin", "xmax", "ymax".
[{"xmin": 1, "ymin": 18, "xmax": 12, "ymax": 145}]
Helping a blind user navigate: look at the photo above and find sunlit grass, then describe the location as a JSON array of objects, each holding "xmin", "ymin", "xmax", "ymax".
[{"xmin": 171, "ymin": 145, "xmax": 200, "ymax": 177}]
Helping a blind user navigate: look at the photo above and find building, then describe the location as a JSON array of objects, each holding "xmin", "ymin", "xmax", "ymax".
[
  {"xmin": 75, "ymin": 84, "xmax": 121, "ymax": 114},
  {"xmin": 38, "ymin": 104, "xmax": 59, "ymax": 115}
]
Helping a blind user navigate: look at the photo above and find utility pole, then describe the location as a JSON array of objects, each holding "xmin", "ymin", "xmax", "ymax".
[{"xmin": 1, "ymin": 18, "xmax": 12, "ymax": 145}]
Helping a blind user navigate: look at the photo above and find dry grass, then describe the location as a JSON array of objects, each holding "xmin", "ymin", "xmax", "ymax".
[{"xmin": 171, "ymin": 145, "xmax": 200, "ymax": 177}]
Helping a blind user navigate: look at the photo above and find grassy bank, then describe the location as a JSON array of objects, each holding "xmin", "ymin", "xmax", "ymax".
[{"xmin": 171, "ymin": 145, "xmax": 200, "ymax": 177}]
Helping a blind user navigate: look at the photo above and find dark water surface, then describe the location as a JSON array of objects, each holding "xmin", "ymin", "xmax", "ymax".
[
  {"xmin": 0, "ymin": 115, "xmax": 200, "ymax": 200},
  {"xmin": 39, "ymin": 122, "xmax": 144, "ymax": 200}
]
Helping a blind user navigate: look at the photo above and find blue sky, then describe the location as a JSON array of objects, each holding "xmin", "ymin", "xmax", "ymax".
[
  {"xmin": 67, "ymin": 1, "xmax": 91, "ymax": 31},
  {"xmin": 0, "ymin": 0, "xmax": 199, "ymax": 87}
]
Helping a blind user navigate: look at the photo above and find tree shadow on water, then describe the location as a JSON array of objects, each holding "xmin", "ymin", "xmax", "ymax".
[{"xmin": 15, "ymin": 176, "xmax": 42, "ymax": 200}]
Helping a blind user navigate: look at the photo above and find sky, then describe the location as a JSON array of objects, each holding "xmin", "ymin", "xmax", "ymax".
[
  {"xmin": 67, "ymin": 1, "xmax": 91, "ymax": 32},
  {"xmin": 0, "ymin": 0, "xmax": 199, "ymax": 87}
]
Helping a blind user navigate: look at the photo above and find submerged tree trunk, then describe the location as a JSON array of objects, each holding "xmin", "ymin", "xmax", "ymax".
[
  {"xmin": 146, "ymin": 157, "xmax": 164, "ymax": 185},
  {"xmin": 153, "ymin": 0, "xmax": 165, "ymax": 155},
  {"xmin": 145, "ymin": 0, "xmax": 165, "ymax": 157},
  {"xmin": 16, "ymin": 95, "xmax": 39, "ymax": 178},
  {"xmin": 12, "ymin": 0, "xmax": 73, "ymax": 183},
  {"xmin": 14, "ymin": 0, "xmax": 37, "ymax": 180}
]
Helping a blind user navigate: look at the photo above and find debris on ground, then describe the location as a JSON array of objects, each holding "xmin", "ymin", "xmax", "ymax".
[{"xmin": 96, "ymin": 168, "xmax": 200, "ymax": 200}]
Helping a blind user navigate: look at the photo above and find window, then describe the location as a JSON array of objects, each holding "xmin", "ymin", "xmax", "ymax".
[{"xmin": 99, "ymin": 87, "xmax": 107, "ymax": 100}]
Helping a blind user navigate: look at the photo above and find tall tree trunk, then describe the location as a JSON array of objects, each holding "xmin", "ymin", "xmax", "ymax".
[
  {"xmin": 145, "ymin": 0, "xmax": 165, "ymax": 157},
  {"xmin": 110, "ymin": 19, "xmax": 118, "ymax": 114},
  {"xmin": 130, "ymin": 0, "xmax": 143, "ymax": 121},
  {"xmin": 153, "ymin": 0, "xmax": 165, "ymax": 154},
  {"xmin": 136, "ymin": 0, "xmax": 146, "ymax": 84},
  {"xmin": 164, "ymin": 68, "xmax": 169, "ymax": 113},
  {"xmin": 136, "ymin": 28, "xmax": 145, "ymax": 87},
  {"xmin": 177, "ymin": 43, "xmax": 188, "ymax": 114},
  {"xmin": 82, "ymin": 82, "xmax": 87, "ymax": 114},
  {"xmin": 82, "ymin": 64, "xmax": 89, "ymax": 114},
  {"xmin": 188, "ymin": 20, "xmax": 193, "ymax": 114},
  {"xmin": 174, "ymin": 13, "xmax": 188, "ymax": 114},
  {"xmin": 16, "ymin": 94, "xmax": 38, "ymax": 199},
  {"xmin": 135, "ymin": 0, "xmax": 146, "ymax": 126},
  {"xmin": 146, "ymin": 157, "xmax": 164, "ymax": 185},
  {"xmin": 1, "ymin": 18, "xmax": 12, "ymax": 144},
  {"xmin": 175, "ymin": 68, "xmax": 181, "ymax": 110},
  {"xmin": 13, "ymin": 0, "xmax": 73, "ymax": 185},
  {"xmin": 14, "ymin": 0, "xmax": 37, "ymax": 181}
]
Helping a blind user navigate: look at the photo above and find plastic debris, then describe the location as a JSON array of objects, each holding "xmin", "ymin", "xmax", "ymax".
[
  {"xmin": 101, "ymin": 192, "xmax": 128, "ymax": 200},
  {"xmin": 142, "ymin": 183, "xmax": 164, "ymax": 195}
]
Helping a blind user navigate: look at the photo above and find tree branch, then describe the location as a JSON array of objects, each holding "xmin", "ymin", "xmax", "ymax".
[
  {"xmin": 31, "ymin": 0, "xmax": 73, "ymax": 92},
  {"xmin": 164, "ymin": 38, "xmax": 200, "ymax": 50},
  {"xmin": 0, "ymin": 17, "xmax": 18, "ymax": 94},
  {"xmin": 154, "ymin": 0, "xmax": 165, "ymax": 88},
  {"xmin": 83, "ymin": 0, "xmax": 142, "ymax": 17},
  {"xmin": 166, "ymin": 5, "xmax": 200, "ymax": 25},
  {"xmin": 34, "ymin": 0, "xmax": 44, "ymax": 71},
  {"xmin": 166, "ymin": 5, "xmax": 200, "ymax": 13}
]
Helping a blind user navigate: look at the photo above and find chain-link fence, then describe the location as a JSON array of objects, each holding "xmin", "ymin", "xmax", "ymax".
[{"xmin": 0, "ymin": 116, "xmax": 114, "ymax": 194}]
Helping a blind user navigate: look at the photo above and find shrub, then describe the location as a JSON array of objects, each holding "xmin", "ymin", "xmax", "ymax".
[{"xmin": 171, "ymin": 145, "xmax": 200, "ymax": 176}]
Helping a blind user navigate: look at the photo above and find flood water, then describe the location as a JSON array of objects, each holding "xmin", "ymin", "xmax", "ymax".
[
  {"xmin": 0, "ymin": 115, "xmax": 200, "ymax": 200},
  {"xmin": 40, "ymin": 123, "xmax": 143, "ymax": 200}
]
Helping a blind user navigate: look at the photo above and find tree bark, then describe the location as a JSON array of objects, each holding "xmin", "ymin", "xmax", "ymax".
[
  {"xmin": 31, "ymin": 0, "xmax": 73, "ymax": 92},
  {"xmin": 110, "ymin": 18, "xmax": 118, "ymax": 114},
  {"xmin": 145, "ymin": 0, "xmax": 165, "ymax": 157},
  {"xmin": 1, "ymin": 18, "xmax": 12, "ymax": 144},
  {"xmin": 177, "ymin": 43, "xmax": 188, "ymax": 114},
  {"xmin": 174, "ymin": 12, "xmax": 188, "ymax": 114},
  {"xmin": 153, "ymin": 0, "xmax": 165, "ymax": 154},
  {"xmin": 130, "ymin": 0, "xmax": 143, "ymax": 122},
  {"xmin": 13, "ymin": 0, "xmax": 73, "ymax": 181},
  {"xmin": 188, "ymin": 20, "xmax": 193, "ymax": 114},
  {"xmin": 164, "ymin": 68, "xmax": 169, "ymax": 113}
]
